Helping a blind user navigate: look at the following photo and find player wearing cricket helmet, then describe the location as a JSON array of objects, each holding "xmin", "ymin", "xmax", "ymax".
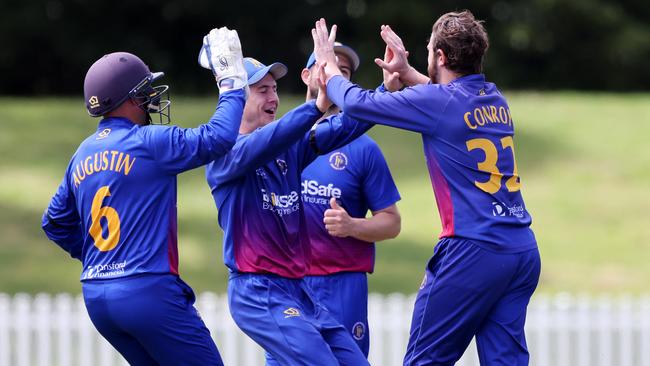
[
  {"xmin": 84, "ymin": 52, "xmax": 171, "ymax": 124},
  {"xmin": 42, "ymin": 27, "xmax": 247, "ymax": 365}
]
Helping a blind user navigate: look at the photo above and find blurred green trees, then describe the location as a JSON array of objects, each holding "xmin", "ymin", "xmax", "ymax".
[{"xmin": 1, "ymin": 0, "xmax": 648, "ymax": 95}]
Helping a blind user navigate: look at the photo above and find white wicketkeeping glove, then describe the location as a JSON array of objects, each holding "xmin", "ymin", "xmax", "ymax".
[{"xmin": 198, "ymin": 27, "xmax": 248, "ymax": 93}]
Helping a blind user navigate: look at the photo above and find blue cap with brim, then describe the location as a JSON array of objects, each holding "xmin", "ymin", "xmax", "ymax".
[
  {"xmin": 244, "ymin": 57, "xmax": 288, "ymax": 85},
  {"xmin": 305, "ymin": 42, "xmax": 360, "ymax": 71}
]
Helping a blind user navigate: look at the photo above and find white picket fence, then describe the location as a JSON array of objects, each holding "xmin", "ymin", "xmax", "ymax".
[{"xmin": 1, "ymin": 292, "xmax": 649, "ymax": 366}]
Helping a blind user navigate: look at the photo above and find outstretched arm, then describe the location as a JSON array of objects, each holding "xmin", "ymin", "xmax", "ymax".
[
  {"xmin": 143, "ymin": 89, "xmax": 245, "ymax": 175},
  {"xmin": 42, "ymin": 173, "xmax": 84, "ymax": 260},
  {"xmin": 207, "ymin": 101, "xmax": 324, "ymax": 184},
  {"xmin": 326, "ymin": 76, "xmax": 439, "ymax": 134}
]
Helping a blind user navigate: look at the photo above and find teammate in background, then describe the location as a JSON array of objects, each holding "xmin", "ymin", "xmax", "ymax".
[
  {"xmin": 313, "ymin": 13, "xmax": 541, "ymax": 365},
  {"xmin": 41, "ymin": 28, "xmax": 248, "ymax": 365},
  {"xmin": 299, "ymin": 43, "xmax": 401, "ymax": 357},
  {"xmin": 201, "ymin": 31, "xmax": 373, "ymax": 365}
]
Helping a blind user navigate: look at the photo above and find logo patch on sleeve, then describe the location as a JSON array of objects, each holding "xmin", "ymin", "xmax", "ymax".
[
  {"xmin": 96, "ymin": 128, "xmax": 111, "ymax": 140},
  {"xmin": 352, "ymin": 322, "xmax": 366, "ymax": 340},
  {"xmin": 283, "ymin": 307, "xmax": 301, "ymax": 318},
  {"xmin": 419, "ymin": 272, "xmax": 428, "ymax": 290}
]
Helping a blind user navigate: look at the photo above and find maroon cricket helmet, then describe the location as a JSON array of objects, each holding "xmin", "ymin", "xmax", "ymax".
[{"xmin": 83, "ymin": 52, "xmax": 170, "ymax": 123}]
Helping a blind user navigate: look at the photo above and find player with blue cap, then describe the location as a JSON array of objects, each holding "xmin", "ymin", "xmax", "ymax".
[
  {"xmin": 199, "ymin": 31, "xmax": 375, "ymax": 365},
  {"xmin": 305, "ymin": 42, "xmax": 360, "ymax": 72},
  {"xmin": 267, "ymin": 41, "xmax": 401, "ymax": 365}
]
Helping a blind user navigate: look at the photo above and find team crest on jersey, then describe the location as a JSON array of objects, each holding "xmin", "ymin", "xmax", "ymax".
[
  {"xmin": 96, "ymin": 128, "xmax": 111, "ymax": 140},
  {"xmin": 256, "ymin": 168, "xmax": 267, "ymax": 178},
  {"xmin": 491, "ymin": 201, "xmax": 525, "ymax": 218},
  {"xmin": 352, "ymin": 322, "xmax": 366, "ymax": 340},
  {"xmin": 276, "ymin": 159, "xmax": 288, "ymax": 175},
  {"xmin": 283, "ymin": 307, "xmax": 301, "ymax": 318},
  {"xmin": 492, "ymin": 202, "xmax": 506, "ymax": 217},
  {"xmin": 329, "ymin": 152, "xmax": 348, "ymax": 170}
]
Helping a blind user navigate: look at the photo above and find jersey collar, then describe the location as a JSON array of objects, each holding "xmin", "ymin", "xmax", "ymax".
[{"xmin": 98, "ymin": 117, "xmax": 137, "ymax": 130}]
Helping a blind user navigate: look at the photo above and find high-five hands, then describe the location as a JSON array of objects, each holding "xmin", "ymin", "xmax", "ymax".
[
  {"xmin": 375, "ymin": 25, "xmax": 411, "ymax": 78},
  {"xmin": 311, "ymin": 19, "xmax": 342, "ymax": 84},
  {"xmin": 381, "ymin": 45, "xmax": 405, "ymax": 92},
  {"xmin": 198, "ymin": 27, "xmax": 248, "ymax": 94},
  {"xmin": 314, "ymin": 61, "xmax": 332, "ymax": 113},
  {"xmin": 375, "ymin": 25, "xmax": 430, "ymax": 86},
  {"xmin": 323, "ymin": 197, "xmax": 356, "ymax": 238}
]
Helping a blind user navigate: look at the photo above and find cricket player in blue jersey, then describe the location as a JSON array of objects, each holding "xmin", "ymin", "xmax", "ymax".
[
  {"xmin": 313, "ymin": 13, "xmax": 541, "ymax": 365},
  {"xmin": 200, "ymin": 27, "xmax": 373, "ymax": 366},
  {"xmin": 41, "ymin": 27, "xmax": 248, "ymax": 365},
  {"xmin": 299, "ymin": 43, "xmax": 401, "ymax": 358}
]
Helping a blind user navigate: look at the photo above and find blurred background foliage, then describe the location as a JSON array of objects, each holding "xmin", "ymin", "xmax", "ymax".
[
  {"xmin": 1, "ymin": 0, "xmax": 649, "ymax": 96},
  {"xmin": 1, "ymin": 0, "xmax": 649, "ymax": 295}
]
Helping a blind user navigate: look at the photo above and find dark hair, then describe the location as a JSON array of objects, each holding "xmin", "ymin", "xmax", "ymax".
[{"xmin": 431, "ymin": 10, "xmax": 489, "ymax": 75}]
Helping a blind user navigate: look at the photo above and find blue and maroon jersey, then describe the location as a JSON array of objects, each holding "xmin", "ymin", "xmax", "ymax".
[
  {"xmin": 42, "ymin": 89, "xmax": 245, "ymax": 281},
  {"xmin": 205, "ymin": 101, "xmax": 372, "ymax": 278},
  {"xmin": 327, "ymin": 75, "xmax": 536, "ymax": 253},
  {"xmin": 302, "ymin": 134, "xmax": 400, "ymax": 275}
]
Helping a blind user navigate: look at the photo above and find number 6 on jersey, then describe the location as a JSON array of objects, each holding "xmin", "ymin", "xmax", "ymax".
[{"xmin": 89, "ymin": 186, "xmax": 121, "ymax": 251}]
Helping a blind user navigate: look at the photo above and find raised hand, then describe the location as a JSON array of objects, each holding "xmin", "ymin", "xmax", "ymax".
[
  {"xmin": 199, "ymin": 27, "xmax": 248, "ymax": 93},
  {"xmin": 315, "ymin": 61, "xmax": 333, "ymax": 113},
  {"xmin": 381, "ymin": 46, "xmax": 404, "ymax": 92},
  {"xmin": 311, "ymin": 18, "xmax": 342, "ymax": 82},
  {"xmin": 374, "ymin": 25, "xmax": 411, "ymax": 76}
]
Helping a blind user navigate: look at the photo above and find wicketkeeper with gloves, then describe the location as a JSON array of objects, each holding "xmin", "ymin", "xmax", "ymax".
[{"xmin": 42, "ymin": 27, "xmax": 247, "ymax": 365}]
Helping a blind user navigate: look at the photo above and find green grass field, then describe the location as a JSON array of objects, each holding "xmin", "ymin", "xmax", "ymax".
[{"xmin": 1, "ymin": 93, "xmax": 648, "ymax": 295}]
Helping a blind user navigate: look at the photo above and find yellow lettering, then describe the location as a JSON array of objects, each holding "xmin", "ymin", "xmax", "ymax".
[
  {"xmin": 117, "ymin": 154, "xmax": 136, "ymax": 175},
  {"xmin": 481, "ymin": 106, "xmax": 494, "ymax": 123},
  {"xmin": 498, "ymin": 107, "xmax": 508, "ymax": 124},
  {"xmin": 507, "ymin": 108, "xmax": 513, "ymax": 126},
  {"xmin": 474, "ymin": 108, "xmax": 485, "ymax": 126},
  {"xmin": 101, "ymin": 151, "xmax": 109, "ymax": 171},
  {"xmin": 464, "ymin": 112, "xmax": 477, "ymax": 129},
  {"xmin": 84, "ymin": 156, "xmax": 94, "ymax": 175},
  {"xmin": 490, "ymin": 106, "xmax": 499, "ymax": 124},
  {"xmin": 73, "ymin": 171, "xmax": 81, "ymax": 187},
  {"xmin": 110, "ymin": 150, "xmax": 119, "ymax": 171},
  {"xmin": 93, "ymin": 153, "xmax": 101, "ymax": 172},
  {"xmin": 75, "ymin": 163, "xmax": 86, "ymax": 180},
  {"xmin": 115, "ymin": 153, "xmax": 124, "ymax": 173}
]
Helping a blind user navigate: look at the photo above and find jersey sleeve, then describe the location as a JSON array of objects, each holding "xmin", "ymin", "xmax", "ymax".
[
  {"xmin": 41, "ymin": 170, "xmax": 83, "ymax": 260},
  {"xmin": 141, "ymin": 89, "xmax": 246, "ymax": 175},
  {"xmin": 296, "ymin": 112, "xmax": 374, "ymax": 170},
  {"xmin": 206, "ymin": 101, "xmax": 323, "ymax": 185},
  {"xmin": 327, "ymin": 75, "xmax": 445, "ymax": 134},
  {"xmin": 361, "ymin": 140, "xmax": 401, "ymax": 211}
]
